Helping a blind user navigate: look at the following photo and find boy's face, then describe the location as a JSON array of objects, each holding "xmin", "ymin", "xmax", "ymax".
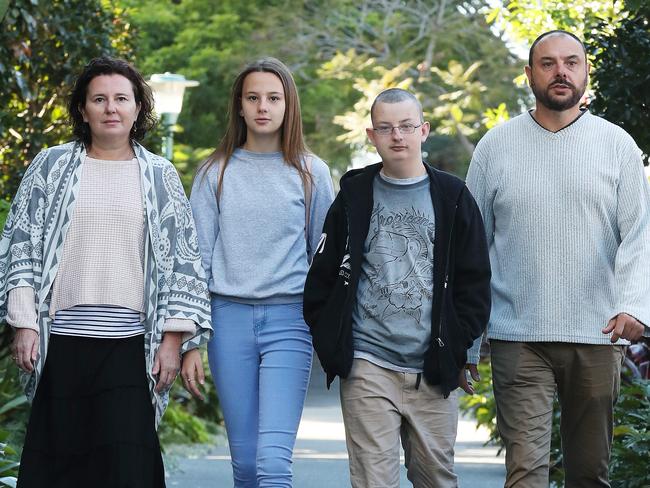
[{"xmin": 366, "ymin": 100, "xmax": 429, "ymax": 166}]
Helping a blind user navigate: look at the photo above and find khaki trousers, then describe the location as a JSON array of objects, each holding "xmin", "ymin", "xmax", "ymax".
[
  {"xmin": 490, "ymin": 341, "xmax": 624, "ymax": 488},
  {"xmin": 340, "ymin": 359, "xmax": 459, "ymax": 488}
]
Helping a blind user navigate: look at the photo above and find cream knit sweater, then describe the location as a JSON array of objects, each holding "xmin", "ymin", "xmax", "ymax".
[{"xmin": 466, "ymin": 111, "xmax": 650, "ymax": 363}]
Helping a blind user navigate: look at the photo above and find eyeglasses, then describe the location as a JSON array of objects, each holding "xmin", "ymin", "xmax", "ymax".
[{"xmin": 372, "ymin": 123, "xmax": 422, "ymax": 135}]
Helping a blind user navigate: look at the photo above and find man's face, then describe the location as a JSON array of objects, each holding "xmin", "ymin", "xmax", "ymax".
[
  {"xmin": 366, "ymin": 100, "xmax": 429, "ymax": 165},
  {"xmin": 525, "ymin": 34, "xmax": 589, "ymax": 112}
]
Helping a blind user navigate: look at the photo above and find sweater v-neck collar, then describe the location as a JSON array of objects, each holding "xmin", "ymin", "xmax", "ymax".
[{"xmin": 526, "ymin": 108, "xmax": 589, "ymax": 138}]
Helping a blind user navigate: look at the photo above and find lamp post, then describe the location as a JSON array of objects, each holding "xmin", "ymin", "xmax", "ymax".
[{"xmin": 148, "ymin": 73, "xmax": 199, "ymax": 161}]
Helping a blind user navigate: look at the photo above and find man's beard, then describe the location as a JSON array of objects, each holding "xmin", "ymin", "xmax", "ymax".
[{"xmin": 531, "ymin": 75, "xmax": 587, "ymax": 111}]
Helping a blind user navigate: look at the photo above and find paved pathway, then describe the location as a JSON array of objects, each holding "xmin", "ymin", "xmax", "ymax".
[{"xmin": 166, "ymin": 363, "xmax": 505, "ymax": 487}]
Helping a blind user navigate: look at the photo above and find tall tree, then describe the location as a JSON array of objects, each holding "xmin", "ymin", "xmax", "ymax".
[
  {"xmin": 485, "ymin": 0, "xmax": 625, "ymax": 46},
  {"xmin": 587, "ymin": 2, "xmax": 650, "ymax": 164},
  {"xmin": 301, "ymin": 0, "xmax": 524, "ymax": 175},
  {"xmin": 117, "ymin": 0, "xmax": 358, "ymax": 176},
  {"xmin": 0, "ymin": 0, "xmax": 133, "ymax": 199}
]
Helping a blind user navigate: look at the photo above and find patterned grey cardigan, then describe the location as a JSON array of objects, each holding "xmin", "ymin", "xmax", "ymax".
[{"xmin": 0, "ymin": 141, "xmax": 213, "ymax": 427}]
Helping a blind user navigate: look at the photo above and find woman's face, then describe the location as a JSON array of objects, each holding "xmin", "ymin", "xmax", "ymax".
[
  {"xmin": 240, "ymin": 71, "xmax": 286, "ymax": 140},
  {"xmin": 81, "ymin": 74, "xmax": 140, "ymax": 146}
]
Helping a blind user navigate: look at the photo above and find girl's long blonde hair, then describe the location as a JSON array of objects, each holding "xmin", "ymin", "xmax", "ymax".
[{"xmin": 199, "ymin": 57, "xmax": 312, "ymax": 201}]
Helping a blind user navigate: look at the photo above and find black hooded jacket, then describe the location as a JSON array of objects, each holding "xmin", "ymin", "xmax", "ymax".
[{"xmin": 303, "ymin": 162, "xmax": 491, "ymax": 397}]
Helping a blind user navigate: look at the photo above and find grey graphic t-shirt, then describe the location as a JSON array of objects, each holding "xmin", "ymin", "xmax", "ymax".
[{"xmin": 352, "ymin": 170, "xmax": 435, "ymax": 369}]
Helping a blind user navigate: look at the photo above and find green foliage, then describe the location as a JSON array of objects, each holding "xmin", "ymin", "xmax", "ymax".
[
  {"xmin": 119, "ymin": 0, "xmax": 525, "ymax": 178},
  {"xmin": 0, "ymin": 428, "xmax": 19, "ymax": 487},
  {"xmin": 0, "ymin": 355, "xmax": 30, "ymax": 487},
  {"xmin": 484, "ymin": 0, "xmax": 649, "ymax": 167},
  {"xmin": 309, "ymin": 0, "xmax": 524, "ymax": 175},
  {"xmin": 116, "ymin": 0, "xmax": 360, "ymax": 176},
  {"xmin": 0, "ymin": 200, "xmax": 9, "ymax": 229},
  {"xmin": 483, "ymin": 103, "xmax": 511, "ymax": 130},
  {"xmin": 0, "ymin": 0, "xmax": 133, "ymax": 199},
  {"xmin": 609, "ymin": 379, "xmax": 650, "ymax": 487},
  {"xmin": 170, "ymin": 144, "xmax": 214, "ymax": 193},
  {"xmin": 458, "ymin": 361, "xmax": 501, "ymax": 449},
  {"xmin": 486, "ymin": 0, "xmax": 625, "ymax": 49},
  {"xmin": 586, "ymin": 3, "xmax": 650, "ymax": 164}
]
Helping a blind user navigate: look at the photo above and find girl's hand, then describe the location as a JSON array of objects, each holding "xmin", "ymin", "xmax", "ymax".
[{"xmin": 181, "ymin": 348, "xmax": 206, "ymax": 401}]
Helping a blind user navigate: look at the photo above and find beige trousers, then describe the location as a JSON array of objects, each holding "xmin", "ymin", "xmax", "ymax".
[
  {"xmin": 340, "ymin": 359, "xmax": 459, "ymax": 488},
  {"xmin": 490, "ymin": 341, "xmax": 624, "ymax": 488}
]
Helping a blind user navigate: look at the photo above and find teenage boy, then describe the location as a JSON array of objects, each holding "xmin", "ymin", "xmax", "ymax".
[{"xmin": 303, "ymin": 88, "xmax": 491, "ymax": 488}]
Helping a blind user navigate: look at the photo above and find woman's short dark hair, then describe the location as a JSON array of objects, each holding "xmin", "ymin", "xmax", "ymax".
[{"xmin": 68, "ymin": 56, "xmax": 157, "ymax": 145}]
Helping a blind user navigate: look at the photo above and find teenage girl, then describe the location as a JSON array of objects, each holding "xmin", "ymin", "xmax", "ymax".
[{"xmin": 181, "ymin": 57, "xmax": 334, "ymax": 487}]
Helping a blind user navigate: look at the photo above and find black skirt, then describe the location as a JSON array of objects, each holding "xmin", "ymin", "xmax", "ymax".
[{"xmin": 17, "ymin": 334, "xmax": 166, "ymax": 488}]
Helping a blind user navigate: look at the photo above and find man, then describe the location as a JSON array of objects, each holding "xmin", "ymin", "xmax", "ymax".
[
  {"xmin": 466, "ymin": 30, "xmax": 650, "ymax": 487},
  {"xmin": 304, "ymin": 88, "xmax": 491, "ymax": 488}
]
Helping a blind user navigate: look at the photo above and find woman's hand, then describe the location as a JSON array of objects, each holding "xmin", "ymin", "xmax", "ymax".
[
  {"xmin": 11, "ymin": 328, "xmax": 39, "ymax": 373},
  {"xmin": 181, "ymin": 348, "xmax": 206, "ymax": 401},
  {"xmin": 153, "ymin": 332, "xmax": 182, "ymax": 393}
]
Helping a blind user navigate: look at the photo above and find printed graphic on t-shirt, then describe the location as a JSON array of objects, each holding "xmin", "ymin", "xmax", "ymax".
[{"xmin": 359, "ymin": 204, "xmax": 434, "ymax": 324}]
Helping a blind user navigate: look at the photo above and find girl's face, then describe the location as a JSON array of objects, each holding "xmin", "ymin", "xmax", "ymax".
[{"xmin": 240, "ymin": 71, "xmax": 286, "ymax": 140}]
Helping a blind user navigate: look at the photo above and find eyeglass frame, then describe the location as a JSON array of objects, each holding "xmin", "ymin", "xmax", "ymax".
[{"xmin": 371, "ymin": 123, "xmax": 423, "ymax": 136}]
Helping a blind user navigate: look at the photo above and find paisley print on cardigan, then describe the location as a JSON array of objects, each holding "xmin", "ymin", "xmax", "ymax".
[{"xmin": 0, "ymin": 141, "xmax": 213, "ymax": 427}]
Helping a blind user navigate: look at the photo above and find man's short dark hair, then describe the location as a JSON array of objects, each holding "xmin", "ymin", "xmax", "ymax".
[
  {"xmin": 528, "ymin": 30, "xmax": 587, "ymax": 67},
  {"xmin": 370, "ymin": 88, "xmax": 424, "ymax": 123}
]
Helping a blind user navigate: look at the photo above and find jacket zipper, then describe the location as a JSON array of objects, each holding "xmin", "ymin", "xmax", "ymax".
[{"xmin": 436, "ymin": 200, "xmax": 459, "ymax": 347}]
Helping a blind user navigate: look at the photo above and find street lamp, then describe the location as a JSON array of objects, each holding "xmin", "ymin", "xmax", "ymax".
[{"xmin": 148, "ymin": 73, "xmax": 199, "ymax": 161}]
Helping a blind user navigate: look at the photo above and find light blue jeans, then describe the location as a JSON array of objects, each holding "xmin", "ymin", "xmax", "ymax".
[{"xmin": 208, "ymin": 297, "xmax": 313, "ymax": 488}]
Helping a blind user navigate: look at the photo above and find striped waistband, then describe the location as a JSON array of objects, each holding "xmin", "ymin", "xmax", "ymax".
[{"xmin": 51, "ymin": 305, "xmax": 145, "ymax": 339}]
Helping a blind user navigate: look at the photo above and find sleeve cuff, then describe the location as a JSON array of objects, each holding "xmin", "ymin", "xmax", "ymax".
[
  {"xmin": 466, "ymin": 335, "xmax": 483, "ymax": 364},
  {"xmin": 163, "ymin": 317, "xmax": 196, "ymax": 334},
  {"xmin": 7, "ymin": 287, "xmax": 39, "ymax": 332}
]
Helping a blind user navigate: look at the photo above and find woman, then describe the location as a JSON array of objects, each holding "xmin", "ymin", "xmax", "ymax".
[
  {"xmin": 182, "ymin": 57, "xmax": 334, "ymax": 487},
  {"xmin": 0, "ymin": 57, "xmax": 212, "ymax": 487}
]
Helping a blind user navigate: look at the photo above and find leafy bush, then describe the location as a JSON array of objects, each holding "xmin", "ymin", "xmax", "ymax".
[
  {"xmin": 609, "ymin": 379, "xmax": 650, "ymax": 487},
  {"xmin": 0, "ymin": 429, "xmax": 19, "ymax": 488},
  {"xmin": 0, "ymin": 355, "xmax": 29, "ymax": 488}
]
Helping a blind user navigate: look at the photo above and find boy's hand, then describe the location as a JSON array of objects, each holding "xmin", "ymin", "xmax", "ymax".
[{"xmin": 459, "ymin": 363, "xmax": 481, "ymax": 394}]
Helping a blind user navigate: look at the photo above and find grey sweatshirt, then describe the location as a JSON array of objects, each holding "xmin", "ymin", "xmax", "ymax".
[
  {"xmin": 466, "ymin": 111, "xmax": 650, "ymax": 363},
  {"xmin": 190, "ymin": 148, "xmax": 334, "ymax": 303}
]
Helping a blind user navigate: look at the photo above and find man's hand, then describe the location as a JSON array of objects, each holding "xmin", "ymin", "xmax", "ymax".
[
  {"xmin": 11, "ymin": 328, "xmax": 39, "ymax": 373},
  {"xmin": 181, "ymin": 348, "xmax": 206, "ymax": 401},
  {"xmin": 458, "ymin": 363, "xmax": 481, "ymax": 394},
  {"xmin": 153, "ymin": 332, "xmax": 182, "ymax": 393},
  {"xmin": 602, "ymin": 313, "xmax": 645, "ymax": 343}
]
